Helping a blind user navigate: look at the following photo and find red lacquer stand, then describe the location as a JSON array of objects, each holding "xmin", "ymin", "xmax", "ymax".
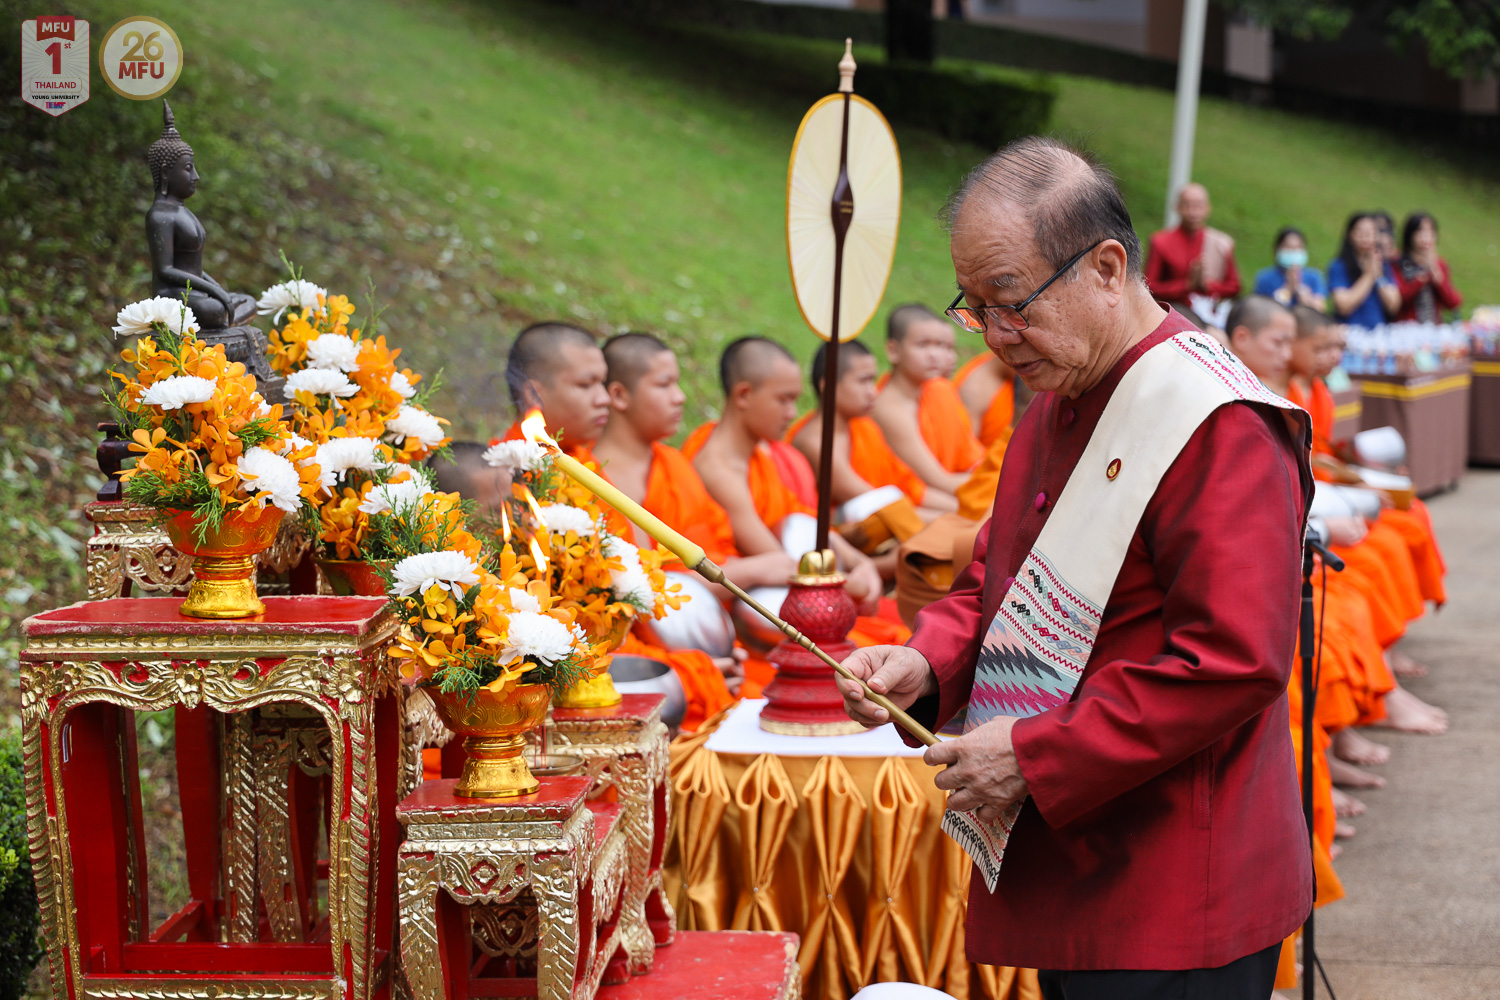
[
  {"xmin": 758, "ymin": 552, "xmax": 864, "ymax": 736},
  {"xmin": 20, "ymin": 596, "xmax": 401, "ymax": 1000}
]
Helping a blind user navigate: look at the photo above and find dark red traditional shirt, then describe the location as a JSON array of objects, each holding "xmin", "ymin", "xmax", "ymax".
[
  {"xmin": 1145, "ymin": 225, "xmax": 1242, "ymax": 305},
  {"xmin": 905, "ymin": 310, "xmax": 1313, "ymax": 971}
]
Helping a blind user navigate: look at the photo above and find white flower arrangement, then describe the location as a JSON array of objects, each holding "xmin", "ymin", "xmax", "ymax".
[
  {"xmin": 391, "ymin": 550, "xmax": 481, "ymax": 599},
  {"xmin": 256, "ymin": 280, "xmax": 328, "ymax": 323},
  {"xmin": 603, "ymin": 535, "xmax": 655, "ymax": 612},
  {"xmin": 482, "ymin": 439, "xmax": 549, "ymax": 473},
  {"xmin": 538, "ymin": 503, "xmax": 597, "ymax": 538},
  {"xmin": 236, "ymin": 447, "xmax": 305, "ymax": 513},
  {"xmin": 313, "ymin": 436, "xmax": 383, "ymax": 486},
  {"xmin": 284, "ymin": 368, "xmax": 359, "ymax": 399},
  {"xmin": 113, "ymin": 296, "xmax": 200, "ymax": 338},
  {"xmin": 508, "ymin": 587, "xmax": 542, "ymax": 613},
  {"xmin": 138, "ymin": 374, "xmax": 217, "ymax": 410},
  {"xmin": 389, "ymin": 371, "xmax": 417, "ymax": 399},
  {"xmin": 358, "ymin": 476, "xmax": 435, "ymax": 516},
  {"xmin": 502, "ymin": 612, "xmax": 584, "ymax": 666},
  {"xmin": 305, "ymin": 333, "xmax": 362, "ymax": 373},
  {"xmin": 384, "ymin": 405, "xmax": 446, "ymax": 449}
]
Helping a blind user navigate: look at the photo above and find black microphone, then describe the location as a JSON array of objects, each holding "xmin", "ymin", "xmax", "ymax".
[{"xmin": 1304, "ymin": 523, "xmax": 1346, "ymax": 572}]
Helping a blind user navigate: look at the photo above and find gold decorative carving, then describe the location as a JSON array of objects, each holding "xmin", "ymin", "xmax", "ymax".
[
  {"xmin": 83, "ymin": 501, "xmax": 194, "ymax": 599},
  {"xmin": 472, "ymin": 901, "xmax": 540, "ymax": 960},
  {"xmin": 80, "ymin": 981, "xmax": 336, "ymax": 1000},
  {"xmin": 223, "ymin": 711, "xmax": 260, "ymax": 944}
]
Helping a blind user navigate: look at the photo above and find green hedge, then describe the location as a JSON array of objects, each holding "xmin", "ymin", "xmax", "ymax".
[{"xmin": 0, "ymin": 732, "xmax": 42, "ymax": 1000}]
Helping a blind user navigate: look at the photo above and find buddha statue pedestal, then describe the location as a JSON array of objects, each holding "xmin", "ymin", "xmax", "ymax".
[{"xmin": 758, "ymin": 550, "xmax": 865, "ymax": 736}]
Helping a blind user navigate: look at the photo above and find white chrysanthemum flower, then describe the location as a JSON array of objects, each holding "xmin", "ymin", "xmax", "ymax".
[
  {"xmin": 539, "ymin": 504, "xmax": 596, "ymax": 537},
  {"xmin": 284, "ymin": 367, "xmax": 358, "ymax": 399},
  {"xmin": 390, "ymin": 550, "xmax": 482, "ymax": 599},
  {"xmin": 305, "ymin": 333, "xmax": 361, "ymax": 373},
  {"xmin": 314, "ymin": 437, "xmax": 383, "ymax": 486},
  {"xmin": 389, "ymin": 371, "xmax": 417, "ymax": 399},
  {"xmin": 482, "ymin": 440, "xmax": 548, "ymax": 472},
  {"xmin": 278, "ymin": 432, "xmax": 316, "ymax": 457},
  {"xmin": 384, "ymin": 405, "xmax": 446, "ymax": 449},
  {"xmin": 507, "ymin": 587, "xmax": 542, "ymax": 613},
  {"xmin": 138, "ymin": 374, "xmax": 217, "ymax": 410},
  {"xmin": 250, "ymin": 393, "xmax": 273, "ymax": 417},
  {"xmin": 604, "ymin": 535, "xmax": 655, "ymax": 609},
  {"xmin": 502, "ymin": 612, "xmax": 579, "ymax": 665},
  {"xmin": 236, "ymin": 447, "xmax": 304, "ymax": 513},
  {"xmin": 256, "ymin": 280, "xmax": 327, "ymax": 323},
  {"xmin": 112, "ymin": 296, "xmax": 200, "ymax": 338},
  {"xmin": 358, "ymin": 477, "xmax": 434, "ymax": 516}
]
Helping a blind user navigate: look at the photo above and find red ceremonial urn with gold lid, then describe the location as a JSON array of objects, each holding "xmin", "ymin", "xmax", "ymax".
[{"xmin": 758, "ymin": 549, "xmax": 865, "ymax": 736}]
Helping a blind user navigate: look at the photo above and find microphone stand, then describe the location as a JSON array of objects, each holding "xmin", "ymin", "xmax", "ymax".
[{"xmin": 1301, "ymin": 528, "xmax": 1344, "ymax": 1000}]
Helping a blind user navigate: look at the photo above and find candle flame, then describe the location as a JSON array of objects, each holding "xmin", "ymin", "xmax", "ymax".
[
  {"xmin": 520, "ymin": 409, "xmax": 560, "ymax": 450},
  {"xmin": 519, "ymin": 485, "xmax": 547, "ymax": 527},
  {"xmin": 528, "ymin": 535, "xmax": 550, "ymax": 576},
  {"xmin": 499, "ymin": 502, "xmax": 511, "ymax": 541}
]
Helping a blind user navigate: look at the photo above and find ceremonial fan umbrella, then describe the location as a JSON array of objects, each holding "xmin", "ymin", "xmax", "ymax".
[{"xmin": 786, "ymin": 40, "xmax": 902, "ymax": 550}]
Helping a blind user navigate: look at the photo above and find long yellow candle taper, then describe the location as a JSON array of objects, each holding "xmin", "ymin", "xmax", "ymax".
[{"xmin": 520, "ymin": 412, "xmax": 937, "ymax": 745}]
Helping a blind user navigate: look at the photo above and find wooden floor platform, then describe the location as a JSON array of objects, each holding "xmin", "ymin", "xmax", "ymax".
[{"xmin": 597, "ymin": 931, "xmax": 800, "ymax": 999}]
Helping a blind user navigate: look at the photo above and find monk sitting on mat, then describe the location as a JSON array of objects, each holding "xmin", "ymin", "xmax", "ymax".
[
  {"xmin": 787, "ymin": 339, "xmax": 954, "ymax": 575},
  {"xmin": 683, "ymin": 336, "xmax": 909, "ymax": 666},
  {"xmin": 872, "ymin": 304, "xmax": 985, "ymax": 495}
]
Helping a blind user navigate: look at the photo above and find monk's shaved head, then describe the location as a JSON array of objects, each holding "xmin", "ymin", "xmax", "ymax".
[
  {"xmin": 1292, "ymin": 303, "xmax": 1334, "ymax": 340},
  {"xmin": 719, "ymin": 336, "xmax": 796, "ymax": 396},
  {"xmin": 944, "ymin": 136, "xmax": 1142, "ymax": 280},
  {"xmin": 506, "ymin": 321, "xmax": 598, "ymax": 407},
  {"xmin": 886, "ymin": 304, "xmax": 942, "ymax": 344},
  {"xmin": 603, "ymin": 331, "xmax": 672, "ymax": 390},
  {"xmin": 810, "ymin": 339, "xmax": 873, "ymax": 402},
  {"xmin": 1225, "ymin": 295, "xmax": 1289, "ymax": 338}
]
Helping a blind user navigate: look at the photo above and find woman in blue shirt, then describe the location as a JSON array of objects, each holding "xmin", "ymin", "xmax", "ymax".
[
  {"xmin": 1253, "ymin": 226, "xmax": 1327, "ymax": 310},
  {"xmin": 1328, "ymin": 213, "xmax": 1401, "ymax": 328}
]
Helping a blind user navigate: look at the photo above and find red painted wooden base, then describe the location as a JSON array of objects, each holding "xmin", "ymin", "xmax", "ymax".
[
  {"xmin": 758, "ymin": 573, "xmax": 863, "ymax": 736},
  {"xmin": 595, "ymin": 931, "xmax": 799, "ymax": 999}
]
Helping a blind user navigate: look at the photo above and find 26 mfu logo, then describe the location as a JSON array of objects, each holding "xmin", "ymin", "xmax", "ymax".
[{"xmin": 99, "ymin": 16, "xmax": 182, "ymax": 101}]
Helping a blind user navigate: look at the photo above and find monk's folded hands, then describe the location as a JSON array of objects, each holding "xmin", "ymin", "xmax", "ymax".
[{"xmin": 927, "ymin": 716, "xmax": 1029, "ymax": 821}]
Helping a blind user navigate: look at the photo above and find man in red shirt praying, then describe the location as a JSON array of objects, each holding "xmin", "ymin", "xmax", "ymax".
[
  {"xmin": 1145, "ymin": 182, "xmax": 1242, "ymax": 310},
  {"xmin": 838, "ymin": 137, "xmax": 1312, "ymax": 999}
]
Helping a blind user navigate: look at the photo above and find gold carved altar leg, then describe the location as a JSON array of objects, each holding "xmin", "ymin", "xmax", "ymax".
[{"xmin": 223, "ymin": 711, "xmax": 260, "ymax": 943}]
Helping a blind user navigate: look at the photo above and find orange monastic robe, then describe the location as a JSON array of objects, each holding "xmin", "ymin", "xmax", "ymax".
[
  {"xmin": 955, "ymin": 353, "xmax": 1016, "ymax": 448},
  {"xmin": 877, "ymin": 372, "xmax": 986, "ymax": 472},
  {"xmin": 955, "ymin": 430, "xmax": 1013, "ymax": 523},
  {"xmin": 1291, "ymin": 380, "xmax": 1447, "ymax": 604},
  {"xmin": 785, "ymin": 412, "xmax": 927, "ymax": 506},
  {"xmin": 683, "ymin": 422, "xmax": 912, "ymax": 689}
]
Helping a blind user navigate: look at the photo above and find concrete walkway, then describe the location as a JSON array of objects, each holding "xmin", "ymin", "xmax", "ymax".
[{"xmin": 1314, "ymin": 469, "xmax": 1500, "ymax": 999}]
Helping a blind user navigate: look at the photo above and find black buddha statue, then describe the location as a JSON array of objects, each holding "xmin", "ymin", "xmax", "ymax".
[
  {"xmin": 144, "ymin": 100, "xmax": 282, "ymax": 397},
  {"xmin": 147, "ymin": 101, "xmax": 257, "ymax": 330}
]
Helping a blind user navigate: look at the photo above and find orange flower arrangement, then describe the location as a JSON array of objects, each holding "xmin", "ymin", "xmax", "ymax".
[{"xmin": 107, "ymin": 298, "xmax": 323, "ymax": 539}]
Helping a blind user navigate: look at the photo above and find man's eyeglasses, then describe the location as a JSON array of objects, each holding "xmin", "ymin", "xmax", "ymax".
[{"xmin": 946, "ymin": 240, "xmax": 1104, "ymax": 335}]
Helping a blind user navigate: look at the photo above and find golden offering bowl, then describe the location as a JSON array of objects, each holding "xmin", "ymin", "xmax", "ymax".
[
  {"xmin": 163, "ymin": 506, "xmax": 286, "ymax": 619},
  {"xmin": 428, "ymin": 683, "xmax": 552, "ymax": 798}
]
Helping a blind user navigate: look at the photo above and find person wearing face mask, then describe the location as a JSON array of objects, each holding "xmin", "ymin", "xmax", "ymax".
[{"xmin": 1253, "ymin": 227, "xmax": 1327, "ymax": 311}]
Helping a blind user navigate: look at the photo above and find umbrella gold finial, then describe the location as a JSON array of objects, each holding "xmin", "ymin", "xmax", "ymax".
[{"xmin": 838, "ymin": 38, "xmax": 856, "ymax": 93}]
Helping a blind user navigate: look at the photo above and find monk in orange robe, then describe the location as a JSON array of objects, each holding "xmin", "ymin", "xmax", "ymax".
[
  {"xmin": 683, "ymin": 337, "xmax": 910, "ymax": 690},
  {"xmin": 871, "ymin": 304, "xmax": 983, "ymax": 495},
  {"xmin": 592, "ymin": 332, "xmax": 812, "ymax": 723},
  {"xmin": 786, "ymin": 338, "xmax": 960, "ymax": 539},
  {"xmin": 955, "ymin": 352, "xmax": 1026, "ymax": 447}
]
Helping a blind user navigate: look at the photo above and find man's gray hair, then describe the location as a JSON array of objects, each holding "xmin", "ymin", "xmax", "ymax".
[{"xmin": 942, "ymin": 136, "xmax": 1143, "ymax": 280}]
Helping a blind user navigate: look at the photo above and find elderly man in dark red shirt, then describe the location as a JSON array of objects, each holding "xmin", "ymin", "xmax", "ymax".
[
  {"xmin": 838, "ymin": 138, "xmax": 1312, "ymax": 1000},
  {"xmin": 1145, "ymin": 182, "xmax": 1242, "ymax": 309}
]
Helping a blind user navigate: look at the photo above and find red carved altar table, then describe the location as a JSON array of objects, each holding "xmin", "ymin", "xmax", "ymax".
[
  {"xmin": 397, "ymin": 777, "xmax": 632, "ymax": 1000},
  {"xmin": 21, "ymin": 596, "xmax": 402, "ymax": 1000}
]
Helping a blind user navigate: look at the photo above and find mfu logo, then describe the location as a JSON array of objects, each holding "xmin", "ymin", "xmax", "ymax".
[
  {"xmin": 99, "ymin": 16, "xmax": 183, "ymax": 101},
  {"xmin": 20, "ymin": 17, "xmax": 90, "ymax": 117}
]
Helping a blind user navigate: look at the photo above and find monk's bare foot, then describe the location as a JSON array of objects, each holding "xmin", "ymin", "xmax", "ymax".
[
  {"xmin": 1388, "ymin": 649, "xmax": 1428, "ymax": 678},
  {"xmin": 1330, "ymin": 755, "xmax": 1385, "ymax": 789},
  {"xmin": 1333, "ymin": 727, "xmax": 1391, "ymax": 766},
  {"xmin": 1329, "ymin": 844, "xmax": 1342, "ymax": 861},
  {"xmin": 1335, "ymin": 820, "xmax": 1356, "ymax": 839},
  {"xmin": 1332, "ymin": 786, "xmax": 1366, "ymax": 818},
  {"xmin": 1376, "ymin": 686, "xmax": 1449, "ymax": 735}
]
